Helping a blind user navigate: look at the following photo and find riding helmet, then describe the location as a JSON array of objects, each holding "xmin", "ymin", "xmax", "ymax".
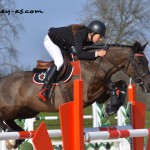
[{"xmin": 88, "ymin": 20, "xmax": 106, "ymax": 37}]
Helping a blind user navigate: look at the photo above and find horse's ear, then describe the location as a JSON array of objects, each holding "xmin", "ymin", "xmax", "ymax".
[
  {"xmin": 142, "ymin": 42, "xmax": 148, "ymax": 51},
  {"xmin": 132, "ymin": 41, "xmax": 141, "ymax": 53}
]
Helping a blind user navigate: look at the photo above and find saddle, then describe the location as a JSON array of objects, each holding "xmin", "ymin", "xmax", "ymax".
[
  {"xmin": 33, "ymin": 55, "xmax": 75, "ymax": 84},
  {"xmin": 36, "ymin": 61, "xmax": 54, "ymax": 70}
]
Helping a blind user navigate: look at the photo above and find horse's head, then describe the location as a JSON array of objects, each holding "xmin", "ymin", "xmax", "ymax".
[{"xmin": 126, "ymin": 41, "xmax": 150, "ymax": 92}]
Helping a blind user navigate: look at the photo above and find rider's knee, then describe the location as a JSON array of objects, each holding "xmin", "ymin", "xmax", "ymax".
[{"xmin": 55, "ymin": 58, "xmax": 64, "ymax": 71}]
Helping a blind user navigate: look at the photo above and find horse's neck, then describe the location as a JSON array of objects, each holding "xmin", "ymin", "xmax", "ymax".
[
  {"xmin": 78, "ymin": 47, "xmax": 131, "ymax": 83},
  {"xmin": 98, "ymin": 47, "xmax": 131, "ymax": 79}
]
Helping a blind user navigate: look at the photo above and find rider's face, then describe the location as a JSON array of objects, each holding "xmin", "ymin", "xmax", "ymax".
[
  {"xmin": 88, "ymin": 33, "xmax": 102, "ymax": 44},
  {"xmin": 92, "ymin": 34, "xmax": 101, "ymax": 43}
]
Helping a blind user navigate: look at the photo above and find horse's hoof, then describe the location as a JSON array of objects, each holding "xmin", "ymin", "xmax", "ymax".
[
  {"xmin": 104, "ymin": 103, "xmax": 118, "ymax": 117},
  {"xmin": 103, "ymin": 109, "xmax": 114, "ymax": 118},
  {"xmin": 103, "ymin": 112, "xmax": 109, "ymax": 118},
  {"xmin": 13, "ymin": 139, "xmax": 25, "ymax": 149},
  {"xmin": 6, "ymin": 140, "xmax": 16, "ymax": 150},
  {"xmin": 103, "ymin": 110, "xmax": 117, "ymax": 118},
  {"xmin": 107, "ymin": 110, "xmax": 117, "ymax": 116}
]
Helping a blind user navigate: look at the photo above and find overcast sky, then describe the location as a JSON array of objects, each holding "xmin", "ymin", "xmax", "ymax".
[{"xmin": 15, "ymin": 0, "xmax": 86, "ymax": 69}]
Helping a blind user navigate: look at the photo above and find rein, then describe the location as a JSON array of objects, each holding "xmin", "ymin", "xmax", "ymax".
[{"xmin": 89, "ymin": 57, "xmax": 103, "ymax": 92}]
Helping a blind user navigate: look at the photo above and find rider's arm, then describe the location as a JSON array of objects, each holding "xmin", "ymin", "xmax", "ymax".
[{"xmin": 74, "ymin": 29, "xmax": 97, "ymax": 60}]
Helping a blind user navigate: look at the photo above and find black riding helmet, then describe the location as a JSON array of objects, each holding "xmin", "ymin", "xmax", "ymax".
[{"xmin": 88, "ymin": 20, "xmax": 106, "ymax": 37}]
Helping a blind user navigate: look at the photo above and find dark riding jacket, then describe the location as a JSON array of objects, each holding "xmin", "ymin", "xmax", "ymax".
[{"xmin": 48, "ymin": 26, "xmax": 96, "ymax": 60}]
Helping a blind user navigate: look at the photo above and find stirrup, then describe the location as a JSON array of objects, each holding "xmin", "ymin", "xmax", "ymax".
[{"xmin": 38, "ymin": 88, "xmax": 48, "ymax": 102}]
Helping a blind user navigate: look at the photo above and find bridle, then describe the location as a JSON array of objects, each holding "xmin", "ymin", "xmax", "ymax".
[
  {"xmin": 104, "ymin": 48, "xmax": 150, "ymax": 86},
  {"xmin": 127, "ymin": 53, "xmax": 150, "ymax": 86}
]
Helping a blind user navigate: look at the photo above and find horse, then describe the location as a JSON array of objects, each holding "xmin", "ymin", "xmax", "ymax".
[{"xmin": 0, "ymin": 41, "xmax": 150, "ymax": 149}]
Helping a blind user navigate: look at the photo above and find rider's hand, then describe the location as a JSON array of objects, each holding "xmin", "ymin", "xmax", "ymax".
[{"xmin": 95, "ymin": 50, "xmax": 106, "ymax": 57}]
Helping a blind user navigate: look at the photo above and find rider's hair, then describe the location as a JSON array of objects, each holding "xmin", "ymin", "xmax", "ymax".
[{"xmin": 68, "ymin": 24, "xmax": 86, "ymax": 37}]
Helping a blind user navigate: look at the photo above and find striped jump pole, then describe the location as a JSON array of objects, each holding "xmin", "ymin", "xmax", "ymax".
[
  {"xmin": 0, "ymin": 122, "xmax": 54, "ymax": 150},
  {"xmin": 84, "ymin": 128, "xmax": 150, "ymax": 142},
  {"xmin": 0, "ymin": 125, "xmax": 133, "ymax": 141},
  {"xmin": 0, "ymin": 129, "xmax": 62, "ymax": 141}
]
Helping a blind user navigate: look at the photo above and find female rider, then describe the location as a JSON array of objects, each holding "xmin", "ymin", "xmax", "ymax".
[{"xmin": 38, "ymin": 20, "xmax": 107, "ymax": 101}]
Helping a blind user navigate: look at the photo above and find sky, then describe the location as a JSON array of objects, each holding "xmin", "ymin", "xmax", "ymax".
[
  {"xmin": 12, "ymin": 0, "xmax": 150, "ymax": 69},
  {"xmin": 14, "ymin": 0, "xmax": 86, "ymax": 69}
]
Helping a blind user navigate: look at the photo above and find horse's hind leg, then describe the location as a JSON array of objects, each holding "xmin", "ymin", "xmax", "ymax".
[
  {"xmin": 5, "ymin": 119, "xmax": 24, "ymax": 131},
  {"xmin": 5, "ymin": 119, "xmax": 25, "ymax": 149}
]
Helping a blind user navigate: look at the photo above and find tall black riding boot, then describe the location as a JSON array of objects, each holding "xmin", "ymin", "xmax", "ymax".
[{"xmin": 38, "ymin": 64, "xmax": 58, "ymax": 101}]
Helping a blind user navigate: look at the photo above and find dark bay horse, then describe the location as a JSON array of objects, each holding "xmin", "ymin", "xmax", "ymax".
[{"xmin": 0, "ymin": 42, "xmax": 150, "ymax": 148}]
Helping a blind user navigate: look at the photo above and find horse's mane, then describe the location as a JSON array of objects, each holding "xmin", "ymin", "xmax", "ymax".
[
  {"xmin": 83, "ymin": 41, "xmax": 143, "ymax": 52},
  {"xmin": 83, "ymin": 43, "xmax": 132, "ymax": 51},
  {"xmin": 97, "ymin": 41, "xmax": 142, "ymax": 48},
  {"xmin": 107, "ymin": 43, "xmax": 132, "ymax": 48}
]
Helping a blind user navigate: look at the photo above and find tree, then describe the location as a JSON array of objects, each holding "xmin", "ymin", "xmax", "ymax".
[
  {"xmin": 0, "ymin": 0, "xmax": 23, "ymax": 75},
  {"xmin": 80, "ymin": 0, "xmax": 150, "ymax": 44}
]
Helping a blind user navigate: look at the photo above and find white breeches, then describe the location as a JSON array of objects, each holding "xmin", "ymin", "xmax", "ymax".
[{"xmin": 44, "ymin": 35, "xmax": 64, "ymax": 71}]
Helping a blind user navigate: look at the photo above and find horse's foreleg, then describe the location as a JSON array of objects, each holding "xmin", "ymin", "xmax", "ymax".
[
  {"xmin": 105, "ymin": 80, "xmax": 127, "ymax": 117},
  {"xmin": 109, "ymin": 80, "xmax": 127, "ymax": 106},
  {"xmin": 5, "ymin": 119, "xmax": 25, "ymax": 149}
]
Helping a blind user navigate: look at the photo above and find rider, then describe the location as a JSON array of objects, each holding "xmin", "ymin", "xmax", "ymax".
[{"xmin": 38, "ymin": 20, "xmax": 107, "ymax": 101}]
